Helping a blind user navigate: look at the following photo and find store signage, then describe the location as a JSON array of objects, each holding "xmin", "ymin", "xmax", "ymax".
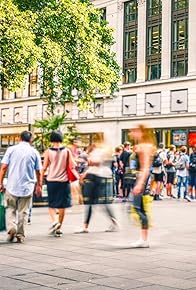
[
  {"xmin": 188, "ymin": 132, "xmax": 196, "ymax": 147},
  {"xmin": 172, "ymin": 130, "xmax": 187, "ymax": 146}
]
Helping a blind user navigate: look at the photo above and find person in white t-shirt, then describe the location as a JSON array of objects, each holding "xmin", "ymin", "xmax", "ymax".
[{"xmin": 176, "ymin": 146, "xmax": 189, "ymax": 200}]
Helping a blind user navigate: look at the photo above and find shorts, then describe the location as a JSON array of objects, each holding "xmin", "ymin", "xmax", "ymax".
[
  {"xmin": 166, "ymin": 172, "xmax": 175, "ymax": 184},
  {"xmin": 189, "ymin": 173, "xmax": 196, "ymax": 188},
  {"xmin": 153, "ymin": 172, "xmax": 164, "ymax": 182}
]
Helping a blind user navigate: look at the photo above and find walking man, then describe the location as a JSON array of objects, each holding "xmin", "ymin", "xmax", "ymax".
[{"xmin": 0, "ymin": 131, "xmax": 42, "ymax": 243}]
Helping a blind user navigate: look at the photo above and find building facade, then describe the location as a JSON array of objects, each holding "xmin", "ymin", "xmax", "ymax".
[{"xmin": 0, "ymin": 0, "xmax": 196, "ymax": 150}]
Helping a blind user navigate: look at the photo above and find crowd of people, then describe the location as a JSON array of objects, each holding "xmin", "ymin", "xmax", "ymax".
[
  {"xmin": 0, "ymin": 126, "xmax": 195, "ymax": 248},
  {"xmin": 112, "ymin": 141, "xmax": 196, "ymax": 203}
]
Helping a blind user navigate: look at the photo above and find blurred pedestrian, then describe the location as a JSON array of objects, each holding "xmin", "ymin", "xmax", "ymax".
[
  {"xmin": 128, "ymin": 124, "xmax": 156, "ymax": 248},
  {"xmin": 78, "ymin": 137, "xmax": 119, "ymax": 233},
  {"xmin": 41, "ymin": 130, "xmax": 77, "ymax": 237},
  {"xmin": 0, "ymin": 131, "xmax": 42, "ymax": 243}
]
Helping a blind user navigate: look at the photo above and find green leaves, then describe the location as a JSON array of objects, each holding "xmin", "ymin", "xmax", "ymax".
[
  {"xmin": 0, "ymin": 0, "xmax": 40, "ymax": 90},
  {"xmin": 1, "ymin": 0, "xmax": 120, "ymax": 113},
  {"xmin": 33, "ymin": 113, "xmax": 79, "ymax": 151}
]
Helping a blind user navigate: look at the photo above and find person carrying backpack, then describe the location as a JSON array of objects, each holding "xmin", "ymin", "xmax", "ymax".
[
  {"xmin": 165, "ymin": 145, "xmax": 176, "ymax": 198},
  {"xmin": 188, "ymin": 144, "xmax": 196, "ymax": 200},
  {"xmin": 151, "ymin": 143, "xmax": 167, "ymax": 200},
  {"xmin": 175, "ymin": 146, "xmax": 189, "ymax": 200}
]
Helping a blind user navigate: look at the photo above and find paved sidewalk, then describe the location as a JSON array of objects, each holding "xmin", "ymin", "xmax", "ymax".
[{"xmin": 0, "ymin": 199, "xmax": 196, "ymax": 290}]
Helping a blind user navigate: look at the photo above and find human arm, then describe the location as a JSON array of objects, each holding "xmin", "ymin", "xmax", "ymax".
[
  {"xmin": 34, "ymin": 170, "xmax": 42, "ymax": 197},
  {"xmin": 40, "ymin": 150, "xmax": 50, "ymax": 185},
  {"xmin": 133, "ymin": 144, "xmax": 154, "ymax": 195},
  {"xmin": 0, "ymin": 164, "xmax": 8, "ymax": 192}
]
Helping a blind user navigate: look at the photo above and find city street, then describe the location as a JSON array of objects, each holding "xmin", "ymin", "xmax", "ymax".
[{"xmin": 0, "ymin": 199, "xmax": 196, "ymax": 290}]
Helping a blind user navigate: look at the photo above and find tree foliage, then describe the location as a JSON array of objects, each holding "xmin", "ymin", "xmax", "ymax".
[
  {"xmin": 0, "ymin": 0, "xmax": 41, "ymax": 90},
  {"xmin": 33, "ymin": 113, "xmax": 79, "ymax": 152},
  {"xmin": 0, "ymin": 0, "xmax": 120, "ymax": 113}
]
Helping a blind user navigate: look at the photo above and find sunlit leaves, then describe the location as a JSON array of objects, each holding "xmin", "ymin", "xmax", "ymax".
[{"xmin": 1, "ymin": 0, "xmax": 120, "ymax": 113}]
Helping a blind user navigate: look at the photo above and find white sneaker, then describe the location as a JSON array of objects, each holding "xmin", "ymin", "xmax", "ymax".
[
  {"xmin": 106, "ymin": 218, "xmax": 120, "ymax": 232},
  {"xmin": 130, "ymin": 239, "xmax": 149, "ymax": 248},
  {"xmin": 49, "ymin": 222, "xmax": 61, "ymax": 235},
  {"xmin": 75, "ymin": 228, "xmax": 89, "ymax": 234},
  {"xmin": 185, "ymin": 196, "xmax": 192, "ymax": 202},
  {"xmin": 105, "ymin": 224, "xmax": 119, "ymax": 232}
]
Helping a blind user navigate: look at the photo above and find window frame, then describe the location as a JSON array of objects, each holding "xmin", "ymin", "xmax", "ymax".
[
  {"xmin": 123, "ymin": 0, "xmax": 138, "ymax": 84},
  {"xmin": 171, "ymin": 0, "xmax": 188, "ymax": 77},
  {"xmin": 146, "ymin": 0, "xmax": 162, "ymax": 81}
]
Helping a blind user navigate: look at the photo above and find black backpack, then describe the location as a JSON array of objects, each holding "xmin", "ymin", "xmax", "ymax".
[
  {"xmin": 152, "ymin": 152, "xmax": 162, "ymax": 168},
  {"xmin": 189, "ymin": 153, "xmax": 196, "ymax": 173}
]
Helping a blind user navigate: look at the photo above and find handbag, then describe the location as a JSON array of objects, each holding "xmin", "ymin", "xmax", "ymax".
[
  {"xmin": 0, "ymin": 191, "xmax": 6, "ymax": 232},
  {"xmin": 67, "ymin": 150, "xmax": 79, "ymax": 182}
]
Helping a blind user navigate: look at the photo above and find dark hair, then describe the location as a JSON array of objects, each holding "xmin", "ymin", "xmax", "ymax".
[
  {"xmin": 159, "ymin": 142, "xmax": 164, "ymax": 149},
  {"xmin": 180, "ymin": 146, "xmax": 187, "ymax": 153},
  {"xmin": 50, "ymin": 130, "xmax": 63, "ymax": 143},
  {"xmin": 20, "ymin": 131, "xmax": 32, "ymax": 142}
]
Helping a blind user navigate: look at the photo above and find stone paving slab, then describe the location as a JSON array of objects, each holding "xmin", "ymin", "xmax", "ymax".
[
  {"xmin": 89, "ymin": 276, "xmax": 152, "ymax": 289},
  {"xmin": 0, "ymin": 200, "xmax": 196, "ymax": 290},
  {"xmin": 0, "ymin": 276, "xmax": 41, "ymax": 290},
  {"xmin": 137, "ymin": 274, "xmax": 196, "ymax": 289}
]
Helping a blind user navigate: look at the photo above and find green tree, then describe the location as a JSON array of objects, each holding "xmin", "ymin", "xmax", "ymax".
[
  {"xmin": 0, "ymin": 0, "xmax": 41, "ymax": 90},
  {"xmin": 33, "ymin": 114, "xmax": 79, "ymax": 152},
  {"xmin": 1, "ymin": 0, "xmax": 120, "ymax": 113}
]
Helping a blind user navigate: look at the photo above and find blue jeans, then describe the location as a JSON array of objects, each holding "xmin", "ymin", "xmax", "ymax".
[{"xmin": 177, "ymin": 176, "xmax": 188, "ymax": 199}]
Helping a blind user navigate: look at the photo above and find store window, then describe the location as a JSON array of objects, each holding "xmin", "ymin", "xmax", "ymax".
[
  {"xmin": 172, "ymin": 129, "xmax": 188, "ymax": 147},
  {"xmin": 171, "ymin": 0, "xmax": 188, "ymax": 77},
  {"xmin": 1, "ymin": 134, "xmax": 20, "ymax": 148},
  {"xmin": 123, "ymin": 0, "xmax": 138, "ymax": 84},
  {"xmin": 188, "ymin": 131, "xmax": 196, "ymax": 147},
  {"xmin": 146, "ymin": 0, "xmax": 162, "ymax": 80},
  {"xmin": 79, "ymin": 133, "xmax": 104, "ymax": 147}
]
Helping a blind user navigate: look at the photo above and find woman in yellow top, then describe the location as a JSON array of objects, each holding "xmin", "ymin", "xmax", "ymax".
[{"xmin": 128, "ymin": 124, "xmax": 156, "ymax": 248}]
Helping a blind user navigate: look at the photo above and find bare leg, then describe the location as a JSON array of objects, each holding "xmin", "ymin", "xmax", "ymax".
[
  {"xmin": 58, "ymin": 208, "xmax": 65, "ymax": 226},
  {"xmin": 141, "ymin": 229, "xmax": 148, "ymax": 241},
  {"xmin": 48, "ymin": 208, "xmax": 57, "ymax": 223}
]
